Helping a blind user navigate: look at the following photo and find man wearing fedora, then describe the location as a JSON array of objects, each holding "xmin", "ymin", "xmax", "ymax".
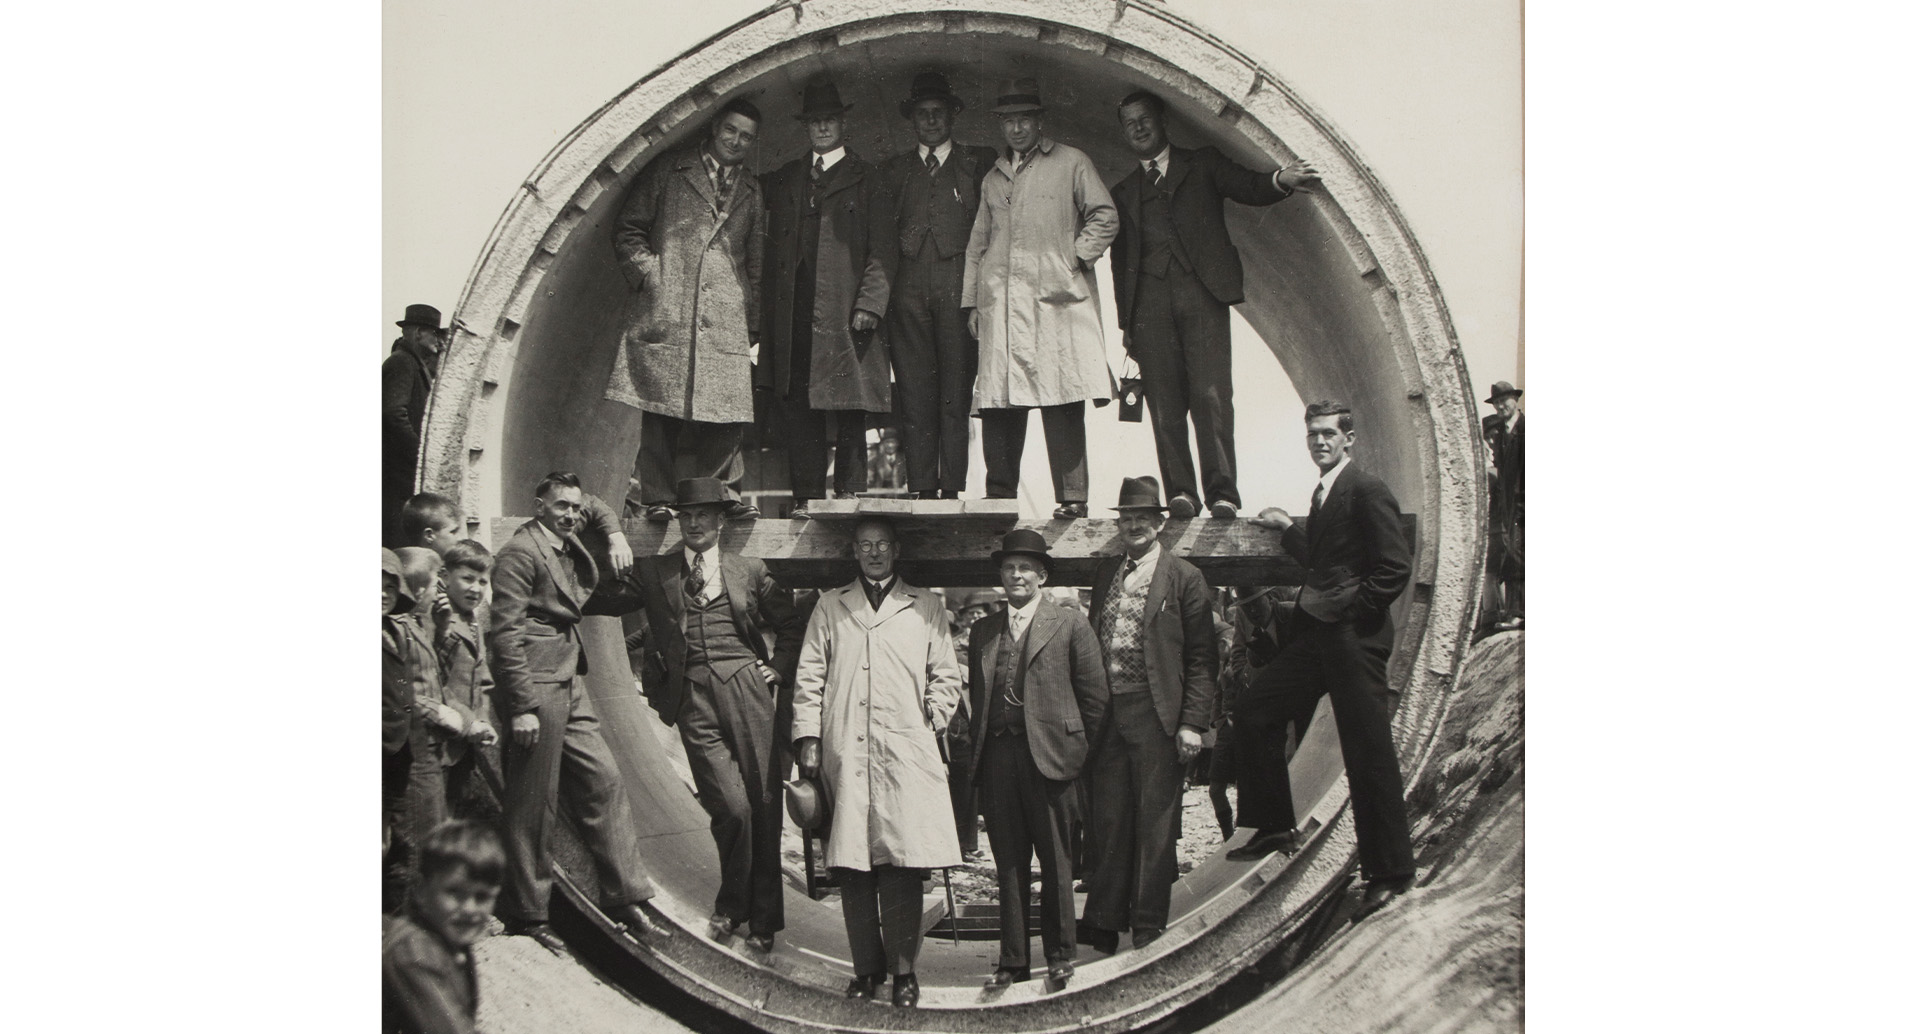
[
  {"xmin": 383, "ymin": 303, "xmax": 446, "ymax": 548},
  {"xmin": 608, "ymin": 96, "xmax": 767, "ymax": 523},
  {"xmin": 1109, "ymin": 89, "xmax": 1321, "ymax": 521},
  {"xmin": 760, "ymin": 76, "xmax": 893, "ymax": 520},
  {"xmin": 969, "ymin": 530, "xmax": 1109, "ymax": 990},
  {"xmin": 1080, "ymin": 476, "xmax": 1218, "ymax": 952},
  {"xmin": 488, "ymin": 471, "xmax": 672, "ymax": 952},
  {"xmin": 791, "ymin": 517, "xmax": 962, "ymax": 1007},
  {"xmin": 962, "ymin": 78, "xmax": 1119, "ymax": 519},
  {"xmin": 1482, "ymin": 381, "xmax": 1524, "ymax": 630},
  {"xmin": 874, "ymin": 72, "xmax": 1000, "ymax": 501},
  {"xmin": 586, "ymin": 477, "xmax": 805, "ymax": 953},
  {"xmin": 1241, "ymin": 401, "xmax": 1416, "ymax": 920}
]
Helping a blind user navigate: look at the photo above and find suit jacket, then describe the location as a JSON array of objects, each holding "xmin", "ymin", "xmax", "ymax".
[
  {"xmin": 486, "ymin": 520, "xmax": 599, "ymax": 717},
  {"xmin": 587, "ymin": 549, "xmax": 804, "ymax": 727},
  {"xmin": 874, "ymin": 143, "xmax": 999, "ymax": 262},
  {"xmin": 1110, "ymin": 145, "xmax": 1290, "ymax": 331},
  {"xmin": 1483, "ymin": 412, "xmax": 1523, "ymax": 526},
  {"xmin": 383, "ymin": 616, "xmax": 416, "ymax": 757},
  {"xmin": 1283, "ymin": 464, "xmax": 1412, "ymax": 630},
  {"xmin": 966, "ymin": 601, "xmax": 1110, "ymax": 783},
  {"xmin": 1088, "ymin": 549, "xmax": 1219, "ymax": 737}
]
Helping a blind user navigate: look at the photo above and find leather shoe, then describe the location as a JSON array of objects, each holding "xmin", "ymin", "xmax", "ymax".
[
  {"xmin": 1225, "ymin": 828, "xmax": 1301, "ymax": 861},
  {"xmin": 1045, "ymin": 960, "xmax": 1075, "ymax": 988},
  {"xmin": 506, "ymin": 920, "xmax": 567, "ymax": 955},
  {"xmin": 983, "ymin": 967, "xmax": 1029, "ymax": 989},
  {"xmin": 845, "ymin": 973, "xmax": 886, "ymax": 1000},
  {"xmin": 725, "ymin": 500, "xmax": 760, "ymax": 520},
  {"xmin": 644, "ymin": 504, "xmax": 673, "ymax": 523},
  {"xmin": 743, "ymin": 933, "xmax": 775, "ymax": 953},
  {"xmin": 891, "ymin": 972, "xmax": 920, "ymax": 1008},
  {"xmin": 1078, "ymin": 924, "xmax": 1119, "ymax": 954},
  {"xmin": 1168, "ymin": 494, "xmax": 1200, "ymax": 519},
  {"xmin": 1131, "ymin": 926, "xmax": 1163, "ymax": 949},
  {"xmin": 1210, "ymin": 500, "xmax": 1238, "ymax": 519},
  {"xmin": 614, "ymin": 902, "xmax": 671, "ymax": 940},
  {"xmin": 706, "ymin": 914, "xmax": 737, "ymax": 941},
  {"xmin": 1352, "ymin": 874, "xmax": 1414, "ymax": 922},
  {"xmin": 789, "ymin": 499, "xmax": 812, "ymax": 520},
  {"xmin": 1053, "ymin": 502, "xmax": 1088, "ymax": 519}
]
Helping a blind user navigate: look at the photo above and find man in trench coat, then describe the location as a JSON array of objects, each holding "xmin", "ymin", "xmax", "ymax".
[
  {"xmin": 791, "ymin": 517, "xmax": 962, "ymax": 1008},
  {"xmin": 759, "ymin": 77, "xmax": 893, "ymax": 518},
  {"xmin": 607, "ymin": 97, "xmax": 767, "ymax": 522},
  {"xmin": 962, "ymin": 78, "xmax": 1119, "ymax": 519}
]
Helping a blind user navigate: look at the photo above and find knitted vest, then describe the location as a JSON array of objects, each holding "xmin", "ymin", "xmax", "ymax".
[{"xmin": 1100, "ymin": 567, "xmax": 1151, "ymax": 691}]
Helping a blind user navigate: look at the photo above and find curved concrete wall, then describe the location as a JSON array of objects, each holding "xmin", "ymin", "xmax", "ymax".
[{"xmin": 418, "ymin": 2, "xmax": 1484, "ymax": 1029}]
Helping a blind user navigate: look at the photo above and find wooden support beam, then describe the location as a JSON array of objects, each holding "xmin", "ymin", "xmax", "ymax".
[{"xmin": 493, "ymin": 507, "xmax": 1418, "ymax": 590}]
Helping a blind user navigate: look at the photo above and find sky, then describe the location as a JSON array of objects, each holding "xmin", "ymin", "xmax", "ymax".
[{"xmin": 382, "ymin": 0, "xmax": 1522, "ymax": 512}]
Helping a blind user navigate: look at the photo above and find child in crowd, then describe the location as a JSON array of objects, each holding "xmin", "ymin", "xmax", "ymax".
[
  {"xmin": 383, "ymin": 820, "xmax": 504, "ymax": 1034},
  {"xmin": 384, "ymin": 549, "xmax": 420, "ymax": 913},
  {"xmin": 400, "ymin": 493, "xmax": 465, "ymax": 557},
  {"xmin": 435, "ymin": 540, "xmax": 499, "ymax": 820},
  {"xmin": 394, "ymin": 547, "xmax": 458, "ymax": 890}
]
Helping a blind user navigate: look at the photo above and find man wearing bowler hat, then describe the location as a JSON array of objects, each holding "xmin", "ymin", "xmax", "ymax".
[
  {"xmin": 1080, "ymin": 476, "xmax": 1217, "ymax": 953},
  {"xmin": 383, "ymin": 303, "xmax": 446, "ymax": 547},
  {"xmin": 969, "ymin": 529, "xmax": 1109, "ymax": 990},
  {"xmin": 1481, "ymin": 381, "xmax": 1524, "ymax": 630},
  {"xmin": 874, "ymin": 72, "xmax": 1000, "ymax": 500},
  {"xmin": 963, "ymin": 78, "xmax": 1119, "ymax": 519},
  {"xmin": 760, "ymin": 76, "xmax": 894, "ymax": 519},
  {"xmin": 586, "ymin": 477, "xmax": 804, "ymax": 953},
  {"xmin": 1240, "ymin": 401, "xmax": 1416, "ymax": 921}
]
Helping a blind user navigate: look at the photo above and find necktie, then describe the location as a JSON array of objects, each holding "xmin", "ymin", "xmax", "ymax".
[
  {"xmin": 925, "ymin": 151, "xmax": 939, "ymax": 174},
  {"xmin": 1311, "ymin": 482, "xmax": 1327, "ymax": 513},
  {"xmin": 812, "ymin": 156, "xmax": 824, "ymax": 181},
  {"xmin": 686, "ymin": 552, "xmax": 706, "ymax": 601},
  {"xmin": 1147, "ymin": 158, "xmax": 1162, "ymax": 186},
  {"xmin": 1120, "ymin": 558, "xmax": 1139, "ymax": 592}
]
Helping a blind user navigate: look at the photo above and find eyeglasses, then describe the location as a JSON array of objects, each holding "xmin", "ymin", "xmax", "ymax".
[{"xmin": 854, "ymin": 541, "xmax": 895, "ymax": 555}]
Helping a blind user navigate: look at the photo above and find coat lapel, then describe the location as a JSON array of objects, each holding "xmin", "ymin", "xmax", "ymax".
[
  {"xmin": 663, "ymin": 553, "xmax": 688, "ymax": 626},
  {"xmin": 818, "ymin": 157, "xmax": 863, "ymax": 201},
  {"xmin": 677, "ymin": 153, "xmax": 718, "ymax": 211},
  {"xmin": 720, "ymin": 553, "xmax": 756, "ymax": 644},
  {"xmin": 1021, "ymin": 601, "xmax": 1063, "ymax": 665},
  {"xmin": 1142, "ymin": 550, "xmax": 1171, "ymax": 629},
  {"xmin": 1161, "ymin": 146, "xmax": 1194, "ymax": 197},
  {"xmin": 874, "ymin": 579, "xmax": 917, "ymax": 625},
  {"xmin": 527, "ymin": 523, "xmax": 584, "ymax": 609}
]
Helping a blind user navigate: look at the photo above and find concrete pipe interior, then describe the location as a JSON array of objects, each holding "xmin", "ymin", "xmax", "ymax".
[{"xmin": 420, "ymin": 3, "xmax": 1483, "ymax": 1031}]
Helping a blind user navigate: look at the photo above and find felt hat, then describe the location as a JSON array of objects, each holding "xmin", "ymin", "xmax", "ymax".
[
  {"xmin": 784, "ymin": 776, "xmax": 825, "ymax": 830},
  {"xmin": 990, "ymin": 528, "xmax": 1053, "ymax": 573},
  {"xmin": 396, "ymin": 303, "xmax": 442, "ymax": 330},
  {"xmin": 960, "ymin": 588, "xmax": 1004, "ymax": 611},
  {"xmin": 382, "ymin": 548, "xmax": 417, "ymax": 614},
  {"xmin": 1110, "ymin": 475, "xmax": 1169, "ymax": 512},
  {"xmin": 990, "ymin": 77, "xmax": 1046, "ymax": 115},
  {"xmin": 667, "ymin": 477, "xmax": 730, "ymax": 511},
  {"xmin": 899, "ymin": 71, "xmax": 965, "ymax": 118},
  {"xmin": 1485, "ymin": 381, "xmax": 1523, "ymax": 403},
  {"xmin": 794, "ymin": 77, "xmax": 853, "ymax": 120}
]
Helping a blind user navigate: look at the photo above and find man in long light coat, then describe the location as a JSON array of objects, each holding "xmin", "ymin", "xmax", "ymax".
[
  {"xmin": 791, "ymin": 517, "xmax": 962, "ymax": 1008},
  {"xmin": 606, "ymin": 97, "xmax": 767, "ymax": 522},
  {"xmin": 962, "ymin": 78, "xmax": 1119, "ymax": 519}
]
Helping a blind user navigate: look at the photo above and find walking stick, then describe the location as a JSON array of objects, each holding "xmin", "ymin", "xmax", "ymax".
[{"xmin": 943, "ymin": 868, "xmax": 959, "ymax": 945}]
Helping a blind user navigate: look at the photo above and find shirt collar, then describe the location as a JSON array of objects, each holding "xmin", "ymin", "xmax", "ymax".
[
  {"xmin": 1140, "ymin": 144, "xmax": 1171, "ymax": 174},
  {"xmin": 1126, "ymin": 542, "xmax": 1162, "ymax": 572},
  {"xmin": 532, "ymin": 520, "xmax": 567, "ymax": 554},
  {"xmin": 683, "ymin": 542, "xmax": 718, "ymax": 569},
  {"xmin": 1007, "ymin": 595, "xmax": 1042, "ymax": 622},
  {"xmin": 918, "ymin": 140, "xmax": 953, "ymax": 164},
  {"xmin": 812, "ymin": 146, "xmax": 847, "ymax": 172},
  {"xmin": 1317, "ymin": 456, "xmax": 1353, "ymax": 497},
  {"xmin": 863, "ymin": 574, "xmax": 895, "ymax": 594}
]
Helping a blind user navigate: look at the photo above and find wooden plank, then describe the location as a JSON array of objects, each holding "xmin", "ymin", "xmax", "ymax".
[{"xmin": 493, "ymin": 512, "xmax": 1419, "ymax": 590}]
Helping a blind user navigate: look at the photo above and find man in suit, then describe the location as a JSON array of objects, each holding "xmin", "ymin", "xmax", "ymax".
[
  {"xmin": 1080, "ymin": 476, "xmax": 1218, "ymax": 953},
  {"xmin": 760, "ymin": 77, "xmax": 893, "ymax": 519},
  {"xmin": 488, "ymin": 471, "xmax": 672, "ymax": 952},
  {"xmin": 970, "ymin": 530, "xmax": 1108, "ymax": 991},
  {"xmin": 875, "ymin": 71, "xmax": 999, "ymax": 500},
  {"xmin": 1482, "ymin": 381, "xmax": 1524, "ymax": 630},
  {"xmin": 608, "ymin": 97, "xmax": 766, "ymax": 522},
  {"xmin": 1109, "ymin": 90, "xmax": 1319, "ymax": 520},
  {"xmin": 587, "ymin": 478, "xmax": 804, "ymax": 953},
  {"xmin": 383, "ymin": 304, "xmax": 445, "ymax": 547},
  {"xmin": 1241, "ymin": 401, "xmax": 1417, "ymax": 920}
]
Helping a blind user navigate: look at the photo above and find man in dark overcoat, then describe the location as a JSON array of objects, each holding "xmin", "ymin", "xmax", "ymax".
[
  {"xmin": 607, "ymin": 97, "xmax": 768, "ymax": 522},
  {"xmin": 1109, "ymin": 90, "xmax": 1319, "ymax": 520},
  {"xmin": 383, "ymin": 303, "xmax": 444, "ymax": 547},
  {"xmin": 587, "ymin": 478, "xmax": 805, "ymax": 953},
  {"xmin": 969, "ymin": 530, "xmax": 1109, "ymax": 990},
  {"xmin": 873, "ymin": 72, "xmax": 999, "ymax": 500},
  {"xmin": 759, "ymin": 77, "xmax": 893, "ymax": 518},
  {"xmin": 1079, "ymin": 476, "xmax": 1218, "ymax": 953},
  {"xmin": 1482, "ymin": 381, "xmax": 1524, "ymax": 628},
  {"xmin": 1241, "ymin": 401, "xmax": 1418, "ymax": 920}
]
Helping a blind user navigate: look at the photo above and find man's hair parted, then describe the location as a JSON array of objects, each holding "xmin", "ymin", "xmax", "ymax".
[
  {"xmin": 1117, "ymin": 89, "xmax": 1168, "ymax": 120},
  {"xmin": 534, "ymin": 471, "xmax": 582, "ymax": 499},
  {"xmin": 1304, "ymin": 399, "xmax": 1355, "ymax": 434},
  {"xmin": 715, "ymin": 97, "xmax": 762, "ymax": 129}
]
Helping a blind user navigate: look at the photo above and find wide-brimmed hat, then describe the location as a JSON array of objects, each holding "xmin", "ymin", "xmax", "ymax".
[
  {"xmin": 784, "ymin": 776, "xmax": 825, "ymax": 830},
  {"xmin": 959, "ymin": 588, "xmax": 1004, "ymax": 612},
  {"xmin": 667, "ymin": 477, "xmax": 730, "ymax": 511},
  {"xmin": 1485, "ymin": 381, "xmax": 1523, "ymax": 403},
  {"xmin": 794, "ymin": 77, "xmax": 853, "ymax": 120},
  {"xmin": 991, "ymin": 528, "xmax": 1053, "ymax": 573},
  {"xmin": 382, "ymin": 548, "xmax": 416, "ymax": 613},
  {"xmin": 396, "ymin": 303, "xmax": 442, "ymax": 330},
  {"xmin": 899, "ymin": 71, "xmax": 965, "ymax": 119},
  {"xmin": 1110, "ymin": 475, "xmax": 1169, "ymax": 512},
  {"xmin": 990, "ymin": 77, "xmax": 1046, "ymax": 115}
]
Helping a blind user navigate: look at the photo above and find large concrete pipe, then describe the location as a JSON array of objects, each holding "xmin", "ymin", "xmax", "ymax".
[{"xmin": 418, "ymin": 2, "xmax": 1485, "ymax": 1030}]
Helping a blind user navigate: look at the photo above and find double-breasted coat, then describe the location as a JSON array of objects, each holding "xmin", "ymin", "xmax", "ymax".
[
  {"xmin": 758, "ymin": 152, "xmax": 893, "ymax": 411},
  {"xmin": 606, "ymin": 146, "xmax": 766, "ymax": 423},
  {"xmin": 791, "ymin": 579, "xmax": 963, "ymax": 871},
  {"xmin": 961, "ymin": 138, "xmax": 1119, "ymax": 411}
]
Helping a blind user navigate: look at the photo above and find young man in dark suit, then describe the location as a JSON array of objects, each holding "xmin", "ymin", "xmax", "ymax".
[
  {"xmin": 488, "ymin": 471, "xmax": 671, "ymax": 952},
  {"xmin": 969, "ymin": 530, "xmax": 1109, "ymax": 991},
  {"xmin": 874, "ymin": 72, "xmax": 1000, "ymax": 500},
  {"xmin": 1079, "ymin": 476, "xmax": 1219, "ymax": 953},
  {"xmin": 1240, "ymin": 401, "xmax": 1417, "ymax": 920},
  {"xmin": 587, "ymin": 477, "xmax": 805, "ymax": 953},
  {"xmin": 1109, "ymin": 90, "xmax": 1318, "ymax": 520}
]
